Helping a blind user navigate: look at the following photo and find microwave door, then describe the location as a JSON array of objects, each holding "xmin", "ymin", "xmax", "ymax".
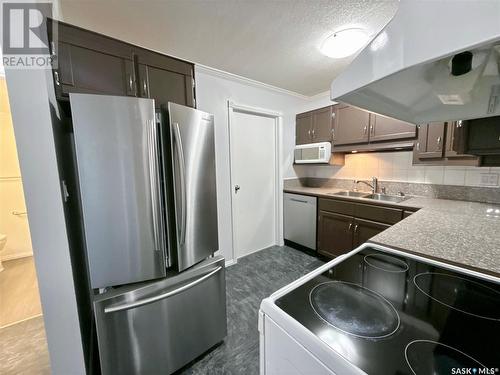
[
  {"xmin": 70, "ymin": 94, "xmax": 167, "ymax": 288},
  {"xmin": 168, "ymin": 103, "xmax": 218, "ymax": 271}
]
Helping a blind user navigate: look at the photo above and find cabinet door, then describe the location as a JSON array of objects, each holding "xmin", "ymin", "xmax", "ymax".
[
  {"xmin": 138, "ymin": 63, "xmax": 193, "ymax": 109},
  {"xmin": 414, "ymin": 122, "xmax": 445, "ymax": 160},
  {"xmin": 317, "ymin": 211, "xmax": 353, "ymax": 259},
  {"xmin": 296, "ymin": 113, "xmax": 313, "ymax": 145},
  {"xmin": 52, "ymin": 21, "xmax": 136, "ymax": 99},
  {"xmin": 369, "ymin": 114, "xmax": 417, "ymax": 142},
  {"xmin": 311, "ymin": 106, "xmax": 333, "ymax": 142},
  {"xmin": 413, "ymin": 124, "xmax": 427, "ymax": 163},
  {"xmin": 466, "ymin": 116, "xmax": 500, "ymax": 155},
  {"xmin": 353, "ymin": 218, "xmax": 390, "ymax": 248},
  {"xmin": 56, "ymin": 42, "xmax": 135, "ymax": 97},
  {"xmin": 424, "ymin": 122, "xmax": 446, "ymax": 157},
  {"xmin": 445, "ymin": 121, "xmax": 480, "ymax": 162},
  {"xmin": 333, "ymin": 105, "xmax": 370, "ymax": 145}
]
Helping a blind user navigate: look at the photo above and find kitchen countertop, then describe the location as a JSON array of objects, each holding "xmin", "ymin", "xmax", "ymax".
[{"xmin": 284, "ymin": 185, "xmax": 500, "ymax": 277}]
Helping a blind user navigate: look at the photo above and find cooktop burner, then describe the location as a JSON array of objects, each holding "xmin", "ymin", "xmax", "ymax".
[
  {"xmin": 274, "ymin": 246, "xmax": 500, "ymax": 375},
  {"xmin": 364, "ymin": 253, "xmax": 409, "ymax": 273},
  {"xmin": 310, "ymin": 281, "xmax": 400, "ymax": 338},
  {"xmin": 405, "ymin": 340, "xmax": 486, "ymax": 375},
  {"xmin": 414, "ymin": 272, "xmax": 500, "ymax": 321}
]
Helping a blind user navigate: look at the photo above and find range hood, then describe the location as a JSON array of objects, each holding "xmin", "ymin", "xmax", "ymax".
[{"xmin": 330, "ymin": 0, "xmax": 500, "ymax": 124}]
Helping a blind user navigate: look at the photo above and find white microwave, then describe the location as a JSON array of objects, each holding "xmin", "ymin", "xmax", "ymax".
[{"xmin": 294, "ymin": 142, "xmax": 331, "ymax": 164}]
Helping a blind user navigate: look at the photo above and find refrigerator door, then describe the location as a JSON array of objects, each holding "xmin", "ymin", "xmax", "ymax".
[
  {"xmin": 93, "ymin": 256, "xmax": 227, "ymax": 375},
  {"xmin": 70, "ymin": 94, "xmax": 167, "ymax": 288},
  {"xmin": 167, "ymin": 103, "xmax": 218, "ymax": 271}
]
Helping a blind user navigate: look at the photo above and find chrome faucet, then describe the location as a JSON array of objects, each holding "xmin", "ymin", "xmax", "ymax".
[{"xmin": 354, "ymin": 177, "xmax": 378, "ymax": 194}]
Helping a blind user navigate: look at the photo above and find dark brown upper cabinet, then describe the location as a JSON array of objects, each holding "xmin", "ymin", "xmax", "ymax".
[
  {"xmin": 296, "ymin": 112, "xmax": 314, "ymax": 145},
  {"xmin": 333, "ymin": 104, "xmax": 417, "ymax": 152},
  {"xmin": 413, "ymin": 122, "xmax": 446, "ymax": 160},
  {"xmin": 295, "ymin": 106, "xmax": 333, "ymax": 145},
  {"xmin": 369, "ymin": 114, "xmax": 417, "ymax": 143},
  {"xmin": 445, "ymin": 121, "xmax": 479, "ymax": 161},
  {"xmin": 49, "ymin": 20, "xmax": 195, "ymax": 108},
  {"xmin": 413, "ymin": 122, "xmax": 480, "ymax": 166},
  {"xmin": 136, "ymin": 49, "xmax": 195, "ymax": 109},
  {"xmin": 333, "ymin": 105, "xmax": 370, "ymax": 145},
  {"xmin": 312, "ymin": 106, "xmax": 334, "ymax": 142},
  {"xmin": 466, "ymin": 116, "xmax": 500, "ymax": 155},
  {"xmin": 52, "ymin": 21, "xmax": 136, "ymax": 98}
]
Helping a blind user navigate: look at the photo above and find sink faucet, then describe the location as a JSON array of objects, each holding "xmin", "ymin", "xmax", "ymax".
[{"xmin": 354, "ymin": 177, "xmax": 378, "ymax": 194}]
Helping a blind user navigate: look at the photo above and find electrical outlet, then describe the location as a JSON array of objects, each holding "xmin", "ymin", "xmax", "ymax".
[{"xmin": 480, "ymin": 173, "xmax": 499, "ymax": 187}]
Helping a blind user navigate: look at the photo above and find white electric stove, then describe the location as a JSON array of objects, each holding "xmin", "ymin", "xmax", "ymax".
[{"xmin": 259, "ymin": 243, "xmax": 500, "ymax": 375}]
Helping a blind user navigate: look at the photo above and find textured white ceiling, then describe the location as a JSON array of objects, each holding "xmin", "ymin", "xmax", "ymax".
[{"xmin": 59, "ymin": 0, "xmax": 399, "ymax": 96}]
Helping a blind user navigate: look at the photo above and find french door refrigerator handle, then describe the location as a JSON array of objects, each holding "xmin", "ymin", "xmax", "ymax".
[
  {"xmin": 103, "ymin": 266, "xmax": 223, "ymax": 313},
  {"xmin": 152, "ymin": 117, "xmax": 167, "ymax": 256},
  {"xmin": 173, "ymin": 122, "xmax": 187, "ymax": 246},
  {"xmin": 147, "ymin": 118, "xmax": 164, "ymax": 254}
]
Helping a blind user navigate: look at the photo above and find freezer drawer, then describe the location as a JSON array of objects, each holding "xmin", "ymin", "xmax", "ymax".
[
  {"xmin": 284, "ymin": 193, "xmax": 317, "ymax": 250},
  {"xmin": 93, "ymin": 256, "xmax": 227, "ymax": 375}
]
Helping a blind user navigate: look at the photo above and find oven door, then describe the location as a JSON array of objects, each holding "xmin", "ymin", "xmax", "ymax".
[{"xmin": 93, "ymin": 256, "xmax": 227, "ymax": 375}]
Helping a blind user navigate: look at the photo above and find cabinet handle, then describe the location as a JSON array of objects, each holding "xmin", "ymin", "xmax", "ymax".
[
  {"xmin": 50, "ymin": 41, "xmax": 57, "ymax": 65},
  {"xmin": 370, "ymin": 124, "xmax": 374, "ymax": 135},
  {"xmin": 354, "ymin": 224, "xmax": 359, "ymax": 233},
  {"xmin": 416, "ymin": 141, "xmax": 420, "ymax": 151},
  {"xmin": 308, "ymin": 129, "xmax": 311, "ymax": 138},
  {"xmin": 437, "ymin": 136, "xmax": 442, "ymax": 149},
  {"xmin": 128, "ymin": 75, "xmax": 134, "ymax": 91},
  {"xmin": 290, "ymin": 198, "xmax": 308, "ymax": 204},
  {"xmin": 143, "ymin": 78, "xmax": 148, "ymax": 96},
  {"xmin": 312, "ymin": 128, "xmax": 315, "ymax": 139},
  {"xmin": 456, "ymin": 120, "xmax": 463, "ymax": 128},
  {"xmin": 348, "ymin": 223, "xmax": 352, "ymax": 231},
  {"xmin": 54, "ymin": 71, "xmax": 60, "ymax": 86},
  {"xmin": 331, "ymin": 112, "xmax": 336, "ymax": 119},
  {"xmin": 331, "ymin": 128, "xmax": 335, "ymax": 141},
  {"xmin": 363, "ymin": 125, "xmax": 368, "ymax": 135}
]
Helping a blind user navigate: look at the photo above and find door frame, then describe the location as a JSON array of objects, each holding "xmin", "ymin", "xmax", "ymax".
[{"xmin": 227, "ymin": 100, "xmax": 283, "ymax": 264}]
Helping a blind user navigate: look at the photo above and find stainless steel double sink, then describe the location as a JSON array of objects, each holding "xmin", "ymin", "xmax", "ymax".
[{"xmin": 328, "ymin": 190, "xmax": 409, "ymax": 203}]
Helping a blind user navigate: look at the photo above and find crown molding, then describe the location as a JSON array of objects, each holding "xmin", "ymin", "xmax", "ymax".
[{"xmin": 195, "ymin": 64, "xmax": 313, "ymax": 100}]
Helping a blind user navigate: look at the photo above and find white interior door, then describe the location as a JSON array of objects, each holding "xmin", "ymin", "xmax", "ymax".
[{"xmin": 230, "ymin": 109, "xmax": 277, "ymax": 259}]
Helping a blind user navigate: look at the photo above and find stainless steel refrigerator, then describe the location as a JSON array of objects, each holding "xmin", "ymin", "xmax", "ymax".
[{"xmin": 69, "ymin": 94, "xmax": 226, "ymax": 375}]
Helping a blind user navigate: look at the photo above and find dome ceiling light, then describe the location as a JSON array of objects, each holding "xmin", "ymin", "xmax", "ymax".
[{"xmin": 320, "ymin": 28, "xmax": 369, "ymax": 59}]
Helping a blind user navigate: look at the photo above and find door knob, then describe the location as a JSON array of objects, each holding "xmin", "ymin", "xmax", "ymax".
[{"xmin": 234, "ymin": 185, "xmax": 240, "ymax": 193}]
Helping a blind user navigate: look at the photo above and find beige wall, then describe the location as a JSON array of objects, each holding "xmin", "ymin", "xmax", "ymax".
[
  {"xmin": 0, "ymin": 77, "xmax": 41, "ymax": 327},
  {"xmin": 0, "ymin": 78, "xmax": 33, "ymax": 260}
]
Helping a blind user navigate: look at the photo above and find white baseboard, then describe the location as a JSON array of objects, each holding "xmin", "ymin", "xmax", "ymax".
[
  {"xmin": 225, "ymin": 259, "xmax": 237, "ymax": 267},
  {"xmin": 0, "ymin": 313, "xmax": 43, "ymax": 329}
]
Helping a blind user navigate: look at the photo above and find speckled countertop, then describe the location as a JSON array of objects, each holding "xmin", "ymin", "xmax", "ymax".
[{"xmin": 284, "ymin": 186, "xmax": 500, "ymax": 276}]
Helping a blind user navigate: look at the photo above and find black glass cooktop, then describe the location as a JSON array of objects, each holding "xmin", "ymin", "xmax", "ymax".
[{"xmin": 275, "ymin": 247, "xmax": 500, "ymax": 375}]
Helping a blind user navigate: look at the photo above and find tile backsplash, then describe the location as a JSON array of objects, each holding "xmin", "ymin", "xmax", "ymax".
[{"xmin": 294, "ymin": 151, "xmax": 500, "ymax": 188}]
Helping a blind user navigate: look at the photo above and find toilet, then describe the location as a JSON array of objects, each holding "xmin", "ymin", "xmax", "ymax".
[{"xmin": 0, "ymin": 234, "xmax": 6, "ymax": 272}]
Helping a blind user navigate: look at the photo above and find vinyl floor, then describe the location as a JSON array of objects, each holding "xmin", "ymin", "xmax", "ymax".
[
  {"xmin": 0, "ymin": 246, "xmax": 323, "ymax": 375},
  {"xmin": 179, "ymin": 245, "xmax": 324, "ymax": 375},
  {"xmin": 0, "ymin": 315, "xmax": 50, "ymax": 375}
]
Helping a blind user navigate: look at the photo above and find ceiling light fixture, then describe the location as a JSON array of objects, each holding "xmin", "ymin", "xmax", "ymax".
[{"xmin": 320, "ymin": 28, "xmax": 369, "ymax": 59}]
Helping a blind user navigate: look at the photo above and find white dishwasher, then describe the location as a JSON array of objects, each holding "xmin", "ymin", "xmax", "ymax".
[{"xmin": 284, "ymin": 193, "xmax": 317, "ymax": 250}]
